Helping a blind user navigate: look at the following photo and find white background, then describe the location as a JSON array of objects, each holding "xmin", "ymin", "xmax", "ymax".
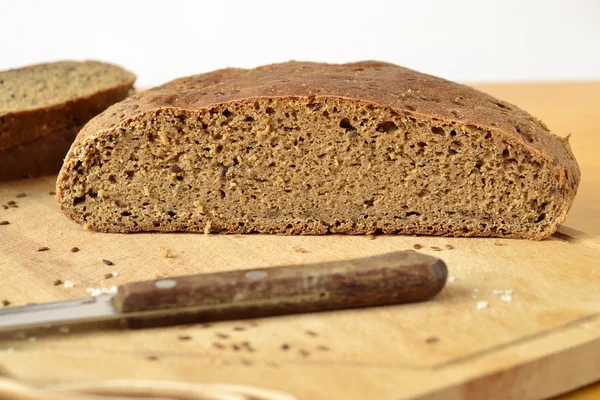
[{"xmin": 1, "ymin": 0, "xmax": 599, "ymax": 87}]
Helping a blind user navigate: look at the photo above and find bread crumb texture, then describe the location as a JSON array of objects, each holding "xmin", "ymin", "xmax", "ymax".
[{"xmin": 56, "ymin": 61, "xmax": 580, "ymax": 240}]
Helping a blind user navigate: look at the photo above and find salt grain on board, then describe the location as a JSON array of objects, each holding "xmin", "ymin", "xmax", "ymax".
[
  {"xmin": 63, "ymin": 280, "xmax": 74, "ymax": 288},
  {"xmin": 476, "ymin": 301, "xmax": 489, "ymax": 310},
  {"xmin": 447, "ymin": 275, "xmax": 456, "ymax": 282},
  {"xmin": 501, "ymin": 294, "xmax": 513, "ymax": 302},
  {"xmin": 86, "ymin": 286, "xmax": 118, "ymax": 297}
]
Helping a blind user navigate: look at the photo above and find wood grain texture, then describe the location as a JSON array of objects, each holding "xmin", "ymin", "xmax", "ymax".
[
  {"xmin": 115, "ymin": 251, "xmax": 446, "ymax": 328},
  {"xmin": 0, "ymin": 82, "xmax": 599, "ymax": 399}
]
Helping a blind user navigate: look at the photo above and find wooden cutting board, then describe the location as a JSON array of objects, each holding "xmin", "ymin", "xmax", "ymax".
[{"xmin": 0, "ymin": 174, "xmax": 599, "ymax": 400}]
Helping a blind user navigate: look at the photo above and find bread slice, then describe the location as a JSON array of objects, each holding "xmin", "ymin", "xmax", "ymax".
[
  {"xmin": 56, "ymin": 61, "xmax": 579, "ymax": 239},
  {"xmin": 0, "ymin": 61, "xmax": 135, "ymax": 181}
]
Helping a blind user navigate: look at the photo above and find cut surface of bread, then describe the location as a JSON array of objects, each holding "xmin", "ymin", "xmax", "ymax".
[
  {"xmin": 0, "ymin": 60, "xmax": 135, "ymax": 180},
  {"xmin": 56, "ymin": 61, "xmax": 579, "ymax": 239}
]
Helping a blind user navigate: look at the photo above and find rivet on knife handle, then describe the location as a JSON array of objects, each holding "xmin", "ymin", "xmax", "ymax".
[{"xmin": 113, "ymin": 251, "xmax": 447, "ymax": 329}]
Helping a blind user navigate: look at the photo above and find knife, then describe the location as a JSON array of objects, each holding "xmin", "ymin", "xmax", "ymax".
[{"xmin": 0, "ymin": 250, "xmax": 447, "ymax": 331}]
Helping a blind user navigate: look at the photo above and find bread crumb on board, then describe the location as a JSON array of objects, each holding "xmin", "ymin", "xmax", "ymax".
[
  {"xmin": 159, "ymin": 247, "xmax": 174, "ymax": 258},
  {"xmin": 2, "ymin": 300, "xmax": 10, "ymax": 307},
  {"xmin": 204, "ymin": 220, "xmax": 212, "ymax": 235}
]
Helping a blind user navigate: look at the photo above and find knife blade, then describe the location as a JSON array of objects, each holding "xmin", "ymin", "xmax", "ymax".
[{"xmin": 0, "ymin": 250, "xmax": 447, "ymax": 332}]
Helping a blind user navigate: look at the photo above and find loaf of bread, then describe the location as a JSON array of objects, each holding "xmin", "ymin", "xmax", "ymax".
[
  {"xmin": 0, "ymin": 61, "xmax": 135, "ymax": 181},
  {"xmin": 56, "ymin": 61, "xmax": 579, "ymax": 239}
]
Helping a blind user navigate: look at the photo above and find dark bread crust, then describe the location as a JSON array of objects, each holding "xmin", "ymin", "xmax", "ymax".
[
  {"xmin": 57, "ymin": 61, "xmax": 580, "ymax": 239},
  {"xmin": 71, "ymin": 61, "xmax": 578, "ymax": 177}
]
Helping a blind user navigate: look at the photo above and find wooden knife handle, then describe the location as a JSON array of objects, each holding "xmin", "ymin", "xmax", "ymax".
[{"xmin": 113, "ymin": 250, "xmax": 447, "ymax": 329}]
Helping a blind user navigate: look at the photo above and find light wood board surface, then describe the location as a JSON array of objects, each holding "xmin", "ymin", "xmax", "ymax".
[{"xmin": 1, "ymin": 82, "xmax": 599, "ymax": 400}]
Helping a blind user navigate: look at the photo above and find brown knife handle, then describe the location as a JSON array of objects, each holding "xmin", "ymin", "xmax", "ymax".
[{"xmin": 113, "ymin": 250, "xmax": 447, "ymax": 329}]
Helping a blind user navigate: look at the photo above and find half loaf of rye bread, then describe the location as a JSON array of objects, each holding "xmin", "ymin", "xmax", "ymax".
[
  {"xmin": 0, "ymin": 61, "xmax": 135, "ymax": 181},
  {"xmin": 56, "ymin": 61, "xmax": 579, "ymax": 239}
]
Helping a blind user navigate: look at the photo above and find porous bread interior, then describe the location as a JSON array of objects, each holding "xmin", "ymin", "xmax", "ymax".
[
  {"xmin": 59, "ymin": 97, "xmax": 565, "ymax": 238},
  {"xmin": 0, "ymin": 61, "xmax": 134, "ymax": 113}
]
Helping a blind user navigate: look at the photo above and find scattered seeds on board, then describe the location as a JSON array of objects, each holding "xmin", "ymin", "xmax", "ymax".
[
  {"xmin": 231, "ymin": 344, "xmax": 241, "ymax": 351},
  {"xmin": 430, "ymin": 246, "xmax": 442, "ymax": 251},
  {"xmin": 281, "ymin": 343, "xmax": 290, "ymax": 351},
  {"xmin": 2, "ymin": 300, "xmax": 10, "ymax": 307},
  {"xmin": 316, "ymin": 345, "xmax": 330, "ymax": 351},
  {"xmin": 445, "ymin": 244, "xmax": 454, "ymax": 250},
  {"xmin": 53, "ymin": 279, "xmax": 63, "ymax": 286},
  {"xmin": 177, "ymin": 335, "xmax": 192, "ymax": 341},
  {"xmin": 1, "ymin": 205, "xmax": 8, "ymax": 210},
  {"xmin": 7, "ymin": 201, "xmax": 16, "ymax": 206},
  {"xmin": 37, "ymin": 247, "xmax": 49, "ymax": 252},
  {"xmin": 212, "ymin": 342, "xmax": 225, "ymax": 349},
  {"xmin": 0, "ymin": 220, "xmax": 9, "ymax": 226},
  {"xmin": 447, "ymin": 275, "xmax": 456, "ymax": 282},
  {"xmin": 476, "ymin": 301, "xmax": 489, "ymax": 310},
  {"xmin": 299, "ymin": 349, "xmax": 310, "ymax": 357},
  {"xmin": 102, "ymin": 259, "xmax": 114, "ymax": 266},
  {"xmin": 63, "ymin": 280, "xmax": 74, "ymax": 288},
  {"xmin": 147, "ymin": 355, "xmax": 159, "ymax": 361},
  {"xmin": 240, "ymin": 341, "xmax": 254, "ymax": 352},
  {"xmin": 16, "ymin": 193, "xmax": 26, "ymax": 198},
  {"xmin": 292, "ymin": 246, "xmax": 308, "ymax": 253},
  {"xmin": 305, "ymin": 330, "xmax": 317, "ymax": 337},
  {"xmin": 216, "ymin": 333, "xmax": 229, "ymax": 339},
  {"xmin": 413, "ymin": 244, "xmax": 423, "ymax": 250},
  {"xmin": 233, "ymin": 326, "xmax": 246, "ymax": 331},
  {"xmin": 104, "ymin": 272, "xmax": 118, "ymax": 279},
  {"xmin": 71, "ymin": 247, "xmax": 80, "ymax": 253},
  {"xmin": 425, "ymin": 336, "xmax": 440, "ymax": 344},
  {"xmin": 49, "ymin": 191, "xmax": 56, "ymax": 195}
]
